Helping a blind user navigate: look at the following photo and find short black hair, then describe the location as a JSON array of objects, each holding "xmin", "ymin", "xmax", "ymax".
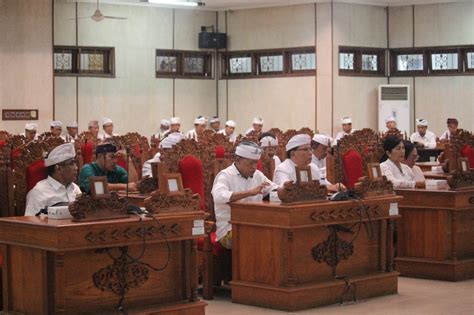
[
  {"xmin": 383, "ymin": 136, "xmax": 403, "ymax": 153},
  {"xmin": 286, "ymin": 147, "xmax": 297, "ymax": 159},
  {"xmin": 47, "ymin": 165, "xmax": 56, "ymax": 176},
  {"xmin": 403, "ymin": 140, "xmax": 415, "ymax": 159}
]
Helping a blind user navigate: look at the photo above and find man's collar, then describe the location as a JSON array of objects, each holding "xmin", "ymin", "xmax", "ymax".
[{"xmin": 47, "ymin": 176, "xmax": 65, "ymax": 191}]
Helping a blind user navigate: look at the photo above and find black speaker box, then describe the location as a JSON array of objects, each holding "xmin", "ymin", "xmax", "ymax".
[{"xmin": 199, "ymin": 32, "xmax": 227, "ymax": 49}]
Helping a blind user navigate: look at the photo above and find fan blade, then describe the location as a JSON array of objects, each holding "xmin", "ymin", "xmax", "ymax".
[{"xmin": 103, "ymin": 16, "xmax": 127, "ymax": 20}]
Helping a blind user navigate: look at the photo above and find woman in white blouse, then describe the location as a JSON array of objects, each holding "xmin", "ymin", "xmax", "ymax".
[
  {"xmin": 380, "ymin": 136, "xmax": 425, "ymax": 189},
  {"xmin": 402, "ymin": 141, "xmax": 426, "ymax": 182}
]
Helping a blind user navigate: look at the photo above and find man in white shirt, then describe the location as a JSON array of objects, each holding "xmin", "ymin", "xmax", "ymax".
[
  {"xmin": 163, "ymin": 117, "xmax": 183, "ymax": 137},
  {"xmin": 245, "ymin": 117, "xmax": 264, "ymax": 135},
  {"xmin": 98, "ymin": 118, "xmax": 118, "ymax": 140},
  {"xmin": 218, "ymin": 120, "xmax": 237, "ymax": 142},
  {"xmin": 154, "ymin": 119, "xmax": 170, "ymax": 140},
  {"xmin": 186, "ymin": 116, "xmax": 207, "ymax": 141},
  {"xmin": 65, "ymin": 121, "xmax": 79, "ymax": 143},
  {"xmin": 410, "ymin": 119, "xmax": 437, "ymax": 149},
  {"xmin": 212, "ymin": 141, "xmax": 277, "ymax": 249},
  {"xmin": 209, "ymin": 116, "xmax": 221, "ymax": 133},
  {"xmin": 25, "ymin": 143, "xmax": 82, "ymax": 216},
  {"xmin": 142, "ymin": 133, "xmax": 185, "ymax": 178},
  {"xmin": 334, "ymin": 117, "xmax": 354, "ymax": 143},
  {"xmin": 311, "ymin": 134, "xmax": 331, "ymax": 179},
  {"xmin": 21, "ymin": 123, "xmax": 38, "ymax": 142},
  {"xmin": 259, "ymin": 132, "xmax": 281, "ymax": 169},
  {"xmin": 440, "ymin": 118, "xmax": 459, "ymax": 140},
  {"xmin": 385, "ymin": 116, "xmax": 397, "ymax": 131},
  {"xmin": 50, "ymin": 120, "xmax": 64, "ymax": 139},
  {"xmin": 274, "ymin": 134, "xmax": 342, "ymax": 192}
]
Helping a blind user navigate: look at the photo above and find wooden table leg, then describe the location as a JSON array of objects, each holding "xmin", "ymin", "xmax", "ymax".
[{"xmin": 386, "ymin": 220, "xmax": 394, "ymax": 272}]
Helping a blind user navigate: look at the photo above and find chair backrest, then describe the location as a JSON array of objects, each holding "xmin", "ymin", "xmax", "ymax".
[
  {"xmin": 447, "ymin": 130, "xmax": 474, "ymax": 171},
  {"xmin": 259, "ymin": 147, "xmax": 277, "ymax": 181},
  {"xmin": 9, "ymin": 139, "xmax": 64, "ymax": 216},
  {"xmin": 179, "ymin": 155, "xmax": 206, "ymax": 209},
  {"xmin": 112, "ymin": 133, "xmax": 150, "ymax": 180},
  {"xmin": 335, "ymin": 128, "xmax": 383, "ymax": 186}
]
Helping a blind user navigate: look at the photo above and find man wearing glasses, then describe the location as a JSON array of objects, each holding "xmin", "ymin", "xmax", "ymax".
[
  {"xmin": 78, "ymin": 142, "xmax": 137, "ymax": 194},
  {"xmin": 273, "ymin": 134, "xmax": 344, "ymax": 192},
  {"xmin": 25, "ymin": 143, "xmax": 82, "ymax": 216}
]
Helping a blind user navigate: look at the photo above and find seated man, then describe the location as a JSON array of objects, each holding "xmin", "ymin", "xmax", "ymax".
[
  {"xmin": 88, "ymin": 120, "xmax": 100, "ymax": 138},
  {"xmin": 154, "ymin": 119, "xmax": 170, "ymax": 140},
  {"xmin": 79, "ymin": 142, "xmax": 137, "ymax": 193},
  {"xmin": 440, "ymin": 118, "xmax": 459, "ymax": 140},
  {"xmin": 186, "ymin": 116, "xmax": 207, "ymax": 141},
  {"xmin": 21, "ymin": 122, "xmax": 38, "ymax": 142},
  {"xmin": 163, "ymin": 117, "xmax": 183, "ymax": 137},
  {"xmin": 385, "ymin": 116, "xmax": 397, "ymax": 131},
  {"xmin": 410, "ymin": 119, "xmax": 436, "ymax": 149},
  {"xmin": 65, "ymin": 121, "xmax": 79, "ymax": 143},
  {"xmin": 334, "ymin": 117, "xmax": 354, "ymax": 143},
  {"xmin": 209, "ymin": 116, "xmax": 221, "ymax": 133},
  {"xmin": 218, "ymin": 120, "xmax": 237, "ymax": 142},
  {"xmin": 273, "ymin": 134, "xmax": 342, "ymax": 192},
  {"xmin": 25, "ymin": 143, "xmax": 82, "ymax": 216},
  {"xmin": 142, "ymin": 133, "xmax": 185, "ymax": 178},
  {"xmin": 245, "ymin": 117, "xmax": 264, "ymax": 135},
  {"xmin": 311, "ymin": 134, "xmax": 331, "ymax": 180},
  {"xmin": 50, "ymin": 120, "xmax": 64, "ymax": 139},
  {"xmin": 212, "ymin": 141, "xmax": 277, "ymax": 249},
  {"xmin": 259, "ymin": 132, "xmax": 281, "ymax": 168},
  {"xmin": 98, "ymin": 117, "xmax": 118, "ymax": 140}
]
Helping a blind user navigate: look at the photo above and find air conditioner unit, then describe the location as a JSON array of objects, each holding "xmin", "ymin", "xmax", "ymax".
[{"xmin": 378, "ymin": 84, "xmax": 411, "ymax": 134}]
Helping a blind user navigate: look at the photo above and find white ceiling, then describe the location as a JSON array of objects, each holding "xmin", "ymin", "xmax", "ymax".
[{"xmin": 69, "ymin": 0, "xmax": 469, "ymax": 11}]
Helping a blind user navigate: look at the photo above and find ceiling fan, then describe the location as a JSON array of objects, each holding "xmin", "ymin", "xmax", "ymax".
[{"xmin": 72, "ymin": 0, "xmax": 127, "ymax": 22}]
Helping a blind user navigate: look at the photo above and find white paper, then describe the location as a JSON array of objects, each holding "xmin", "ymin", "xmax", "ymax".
[
  {"xmin": 194, "ymin": 219, "xmax": 204, "ymax": 227},
  {"xmin": 192, "ymin": 227, "xmax": 205, "ymax": 236},
  {"xmin": 389, "ymin": 203, "xmax": 399, "ymax": 216}
]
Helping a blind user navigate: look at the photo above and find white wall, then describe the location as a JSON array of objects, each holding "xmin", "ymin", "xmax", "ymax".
[
  {"xmin": 54, "ymin": 1, "xmax": 216, "ymax": 136},
  {"xmin": 220, "ymin": 4, "xmax": 316, "ymax": 134},
  {"xmin": 0, "ymin": 0, "xmax": 53, "ymax": 134},
  {"xmin": 389, "ymin": 2, "xmax": 474, "ymax": 136}
]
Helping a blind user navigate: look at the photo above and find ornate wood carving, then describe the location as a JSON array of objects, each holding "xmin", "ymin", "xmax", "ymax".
[
  {"xmin": 136, "ymin": 176, "xmax": 158, "ymax": 194},
  {"xmin": 336, "ymin": 128, "xmax": 384, "ymax": 179},
  {"xmin": 447, "ymin": 170, "xmax": 474, "ymax": 190},
  {"xmin": 353, "ymin": 176, "xmax": 395, "ymax": 198},
  {"xmin": 69, "ymin": 192, "xmax": 129, "ymax": 222},
  {"xmin": 311, "ymin": 226, "xmax": 354, "ymax": 276},
  {"xmin": 310, "ymin": 205, "xmax": 382, "ymax": 222},
  {"xmin": 144, "ymin": 188, "xmax": 201, "ymax": 213},
  {"xmin": 93, "ymin": 247, "xmax": 149, "ymax": 296},
  {"xmin": 277, "ymin": 180, "xmax": 327, "ymax": 204},
  {"xmin": 381, "ymin": 128, "xmax": 404, "ymax": 141},
  {"xmin": 297, "ymin": 127, "xmax": 314, "ymax": 138}
]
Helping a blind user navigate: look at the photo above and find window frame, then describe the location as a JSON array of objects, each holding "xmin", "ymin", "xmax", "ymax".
[
  {"xmin": 220, "ymin": 46, "xmax": 316, "ymax": 79},
  {"xmin": 390, "ymin": 48, "xmax": 427, "ymax": 77},
  {"xmin": 155, "ymin": 49, "xmax": 214, "ymax": 79},
  {"xmin": 427, "ymin": 47, "xmax": 462, "ymax": 75},
  {"xmin": 463, "ymin": 47, "xmax": 474, "ymax": 73},
  {"xmin": 338, "ymin": 46, "xmax": 386, "ymax": 77},
  {"xmin": 53, "ymin": 46, "xmax": 115, "ymax": 78}
]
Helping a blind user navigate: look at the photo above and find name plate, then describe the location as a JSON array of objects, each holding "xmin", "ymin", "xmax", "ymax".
[{"xmin": 389, "ymin": 203, "xmax": 399, "ymax": 216}]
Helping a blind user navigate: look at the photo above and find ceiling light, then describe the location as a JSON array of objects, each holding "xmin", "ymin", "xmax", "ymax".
[{"xmin": 147, "ymin": 0, "xmax": 203, "ymax": 7}]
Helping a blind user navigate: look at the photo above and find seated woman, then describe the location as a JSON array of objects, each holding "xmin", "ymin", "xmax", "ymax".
[
  {"xmin": 380, "ymin": 136, "xmax": 425, "ymax": 189},
  {"xmin": 403, "ymin": 140, "xmax": 426, "ymax": 182}
]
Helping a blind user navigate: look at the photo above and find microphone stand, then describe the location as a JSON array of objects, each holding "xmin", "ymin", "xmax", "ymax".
[{"xmin": 125, "ymin": 145, "xmax": 130, "ymax": 199}]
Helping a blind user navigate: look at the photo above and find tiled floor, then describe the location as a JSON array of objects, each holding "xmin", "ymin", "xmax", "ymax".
[{"xmin": 205, "ymin": 277, "xmax": 474, "ymax": 315}]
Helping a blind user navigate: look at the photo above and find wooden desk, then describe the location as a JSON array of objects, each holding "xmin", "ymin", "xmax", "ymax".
[
  {"xmin": 0, "ymin": 212, "xmax": 207, "ymax": 314},
  {"xmin": 117, "ymin": 191, "xmax": 149, "ymax": 208},
  {"xmin": 416, "ymin": 161, "xmax": 440, "ymax": 172},
  {"xmin": 230, "ymin": 196, "xmax": 400, "ymax": 311},
  {"xmin": 423, "ymin": 171, "xmax": 448, "ymax": 180},
  {"xmin": 395, "ymin": 188, "xmax": 474, "ymax": 281}
]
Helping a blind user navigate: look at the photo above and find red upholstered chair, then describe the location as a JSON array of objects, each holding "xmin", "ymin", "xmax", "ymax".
[
  {"xmin": 179, "ymin": 155, "xmax": 206, "ymax": 210},
  {"xmin": 26, "ymin": 160, "xmax": 47, "ymax": 192},
  {"xmin": 80, "ymin": 141, "xmax": 95, "ymax": 164},
  {"xmin": 215, "ymin": 145, "xmax": 225, "ymax": 159},
  {"xmin": 460, "ymin": 145, "xmax": 474, "ymax": 168},
  {"xmin": 342, "ymin": 149, "xmax": 364, "ymax": 189}
]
